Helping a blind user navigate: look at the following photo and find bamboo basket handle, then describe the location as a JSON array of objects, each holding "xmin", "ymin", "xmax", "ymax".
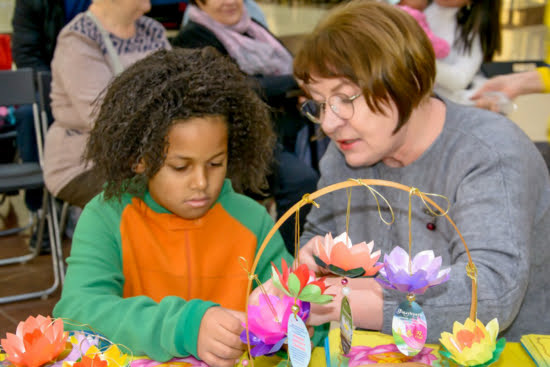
[{"xmin": 243, "ymin": 179, "xmax": 477, "ymax": 364}]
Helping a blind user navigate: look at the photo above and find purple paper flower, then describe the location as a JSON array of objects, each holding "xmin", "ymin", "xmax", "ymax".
[
  {"xmin": 346, "ymin": 344, "xmax": 437, "ymax": 365},
  {"xmin": 240, "ymin": 294, "xmax": 310, "ymax": 357},
  {"xmin": 376, "ymin": 246, "xmax": 450, "ymax": 295}
]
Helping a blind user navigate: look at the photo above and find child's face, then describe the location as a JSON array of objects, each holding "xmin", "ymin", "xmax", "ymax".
[{"xmin": 143, "ymin": 116, "xmax": 228, "ymax": 220}]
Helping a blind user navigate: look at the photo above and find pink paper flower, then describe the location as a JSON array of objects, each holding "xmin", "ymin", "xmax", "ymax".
[
  {"xmin": 346, "ymin": 343, "xmax": 437, "ymax": 366},
  {"xmin": 240, "ymin": 295, "xmax": 310, "ymax": 357}
]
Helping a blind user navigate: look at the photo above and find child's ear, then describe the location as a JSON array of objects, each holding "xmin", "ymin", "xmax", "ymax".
[{"xmin": 133, "ymin": 158, "xmax": 146, "ymax": 174}]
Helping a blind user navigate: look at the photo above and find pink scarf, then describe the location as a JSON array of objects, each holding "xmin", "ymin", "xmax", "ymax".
[{"xmin": 187, "ymin": 5, "xmax": 293, "ymax": 76}]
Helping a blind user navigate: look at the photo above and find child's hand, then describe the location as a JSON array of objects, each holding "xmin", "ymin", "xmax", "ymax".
[{"xmin": 197, "ymin": 307, "xmax": 245, "ymax": 367}]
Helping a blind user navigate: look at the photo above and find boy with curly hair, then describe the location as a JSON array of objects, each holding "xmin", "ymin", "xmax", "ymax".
[{"xmin": 53, "ymin": 47, "xmax": 292, "ymax": 366}]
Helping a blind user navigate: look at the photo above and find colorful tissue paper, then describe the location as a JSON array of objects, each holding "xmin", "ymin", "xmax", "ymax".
[
  {"xmin": 313, "ymin": 232, "xmax": 383, "ymax": 278},
  {"xmin": 271, "ymin": 259, "xmax": 333, "ymax": 304},
  {"xmin": 345, "ymin": 343, "xmax": 437, "ymax": 365},
  {"xmin": 131, "ymin": 357, "xmax": 208, "ymax": 367},
  {"xmin": 439, "ymin": 318, "xmax": 506, "ymax": 367},
  {"xmin": 376, "ymin": 246, "xmax": 450, "ymax": 294},
  {"xmin": 240, "ymin": 295, "xmax": 310, "ymax": 357},
  {"xmin": 0, "ymin": 315, "xmax": 68, "ymax": 367}
]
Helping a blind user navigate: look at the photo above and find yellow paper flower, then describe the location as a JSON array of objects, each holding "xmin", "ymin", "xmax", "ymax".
[{"xmin": 439, "ymin": 318, "xmax": 499, "ymax": 366}]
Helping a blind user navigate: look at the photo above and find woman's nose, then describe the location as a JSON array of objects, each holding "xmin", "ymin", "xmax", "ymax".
[{"xmin": 321, "ymin": 105, "xmax": 345, "ymax": 135}]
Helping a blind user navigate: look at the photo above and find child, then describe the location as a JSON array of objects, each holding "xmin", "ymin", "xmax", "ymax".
[{"xmin": 53, "ymin": 47, "xmax": 292, "ymax": 366}]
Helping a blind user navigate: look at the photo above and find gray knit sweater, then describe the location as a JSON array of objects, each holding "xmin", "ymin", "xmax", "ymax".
[{"xmin": 301, "ymin": 98, "xmax": 550, "ymax": 342}]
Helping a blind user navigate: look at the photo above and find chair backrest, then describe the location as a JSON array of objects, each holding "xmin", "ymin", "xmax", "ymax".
[
  {"xmin": 36, "ymin": 71, "xmax": 53, "ymax": 157},
  {"xmin": 0, "ymin": 68, "xmax": 43, "ymax": 166},
  {"xmin": 36, "ymin": 71, "xmax": 52, "ymax": 121},
  {"xmin": 0, "ymin": 68, "xmax": 36, "ymax": 105}
]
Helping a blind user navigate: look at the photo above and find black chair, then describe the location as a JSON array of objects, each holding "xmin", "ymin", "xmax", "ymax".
[{"xmin": 0, "ymin": 68, "xmax": 64, "ymax": 303}]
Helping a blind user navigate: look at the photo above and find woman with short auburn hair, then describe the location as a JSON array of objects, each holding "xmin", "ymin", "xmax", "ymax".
[{"xmin": 296, "ymin": 0, "xmax": 550, "ymax": 342}]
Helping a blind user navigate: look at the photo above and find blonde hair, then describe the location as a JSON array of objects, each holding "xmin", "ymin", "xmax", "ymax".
[{"xmin": 294, "ymin": 0, "xmax": 435, "ymax": 132}]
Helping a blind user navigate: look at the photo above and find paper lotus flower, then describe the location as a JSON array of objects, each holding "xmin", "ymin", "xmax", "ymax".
[
  {"xmin": 313, "ymin": 232, "xmax": 383, "ymax": 278},
  {"xmin": 240, "ymin": 295, "xmax": 310, "ymax": 357},
  {"xmin": 345, "ymin": 344, "xmax": 437, "ymax": 366},
  {"xmin": 271, "ymin": 259, "xmax": 333, "ymax": 304},
  {"xmin": 1, "ymin": 315, "xmax": 68, "ymax": 367},
  {"xmin": 440, "ymin": 318, "xmax": 506, "ymax": 367},
  {"xmin": 376, "ymin": 246, "xmax": 450, "ymax": 294}
]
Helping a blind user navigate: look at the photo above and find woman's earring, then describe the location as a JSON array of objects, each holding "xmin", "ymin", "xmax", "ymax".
[{"xmin": 466, "ymin": 1, "xmax": 472, "ymax": 10}]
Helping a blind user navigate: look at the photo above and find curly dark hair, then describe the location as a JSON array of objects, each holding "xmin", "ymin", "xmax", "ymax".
[{"xmin": 84, "ymin": 47, "xmax": 276, "ymax": 200}]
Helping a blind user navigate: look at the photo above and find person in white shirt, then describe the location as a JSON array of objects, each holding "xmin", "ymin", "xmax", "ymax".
[{"xmin": 424, "ymin": 0, "xmax": 501, "ymax": 104}]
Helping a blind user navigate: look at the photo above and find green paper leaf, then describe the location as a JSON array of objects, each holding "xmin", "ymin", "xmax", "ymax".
[
  {"xmin": 313, "ymin": 294, "xmax": 334, "ymax": 304},
  {"xmin": 328, "ymin": 264, "xmax": 366, "ymax": 278},
  {"xmin": 298, "ymin": 284, "xmax": 334, "ymax": 304},
  {"xmin": 313, "ymin": 254, "xmax": 329, "ymax": 269},
  {"xmin": 287, "ymin": 273, "xmax": 301, "ymax": 297}
]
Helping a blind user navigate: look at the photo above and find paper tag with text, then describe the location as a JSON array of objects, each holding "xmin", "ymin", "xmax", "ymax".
[
  {"xmin": 392, "ymin": 300, "xmax": 427, "ymax": 356},
  {"xmin": 287, "ymin": 314, "xmax": 311, "ymax": 367}
]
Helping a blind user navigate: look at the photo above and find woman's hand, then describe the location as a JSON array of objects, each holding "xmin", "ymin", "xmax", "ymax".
[
  {"xmin": 197, "ymin": 307, "xmax": 245, "ymax": 367},
  {"xmin": 297, "ymin": 235, "xmax": 330, "ymax": 276},
  {"xmin": 471, "ymin": 70, "xmax": 545, "ymax": 111}
]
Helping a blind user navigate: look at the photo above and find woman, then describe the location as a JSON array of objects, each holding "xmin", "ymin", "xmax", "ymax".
[
  {"xmin": 295, "ymin": 0, "xmax": 550, "ymax": 342},
  {"xmin": 44, "ymin": 0, "xmax": 170, "ymax": 208},
  {"xmin": 424, "ymin": 0, "xmax": 502, "ymax": 104},
  {"xmin": 171, "ymin": 0, "xmax": 321, "ymax": 253}
]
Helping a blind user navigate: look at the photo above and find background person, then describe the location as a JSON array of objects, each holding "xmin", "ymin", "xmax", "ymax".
[
  {"xmin": 425, "ymin": 0, "xmax": 501, "ymax": 104},
  {"xmin": 43, "ymin": 0, "xmax": 170, "ymax": 208}
]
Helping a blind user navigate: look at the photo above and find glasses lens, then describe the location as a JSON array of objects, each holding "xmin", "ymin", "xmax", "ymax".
[
  {"xmin": 301, "ymin": 100, "xmax": 322, "ymax": 123},
  {"xmin": 329, "ymin": 94, "xmax": 355, "ymax": 120}
]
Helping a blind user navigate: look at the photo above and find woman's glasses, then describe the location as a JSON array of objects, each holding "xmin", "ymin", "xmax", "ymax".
[{"xmin": 300, "ymin": 93, "xmax": 361, "ymax": 124}]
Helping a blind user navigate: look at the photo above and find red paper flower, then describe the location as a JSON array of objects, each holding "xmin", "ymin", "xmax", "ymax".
[{"xmin": 271, "ymin": 259, "xmax": 333, "ymax": 304}]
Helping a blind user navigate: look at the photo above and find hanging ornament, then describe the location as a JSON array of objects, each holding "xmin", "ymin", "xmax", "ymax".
[
  {"xmin": 392, "ymin": 294, "xmax": 427, "ymax": 356},
  {"xmin": 287, "ymin": 304, "xmax": 311, "ymax": 367},
  {"xmin": 339, "ymin": 278, "xmax": 353, "ymax": 355}
]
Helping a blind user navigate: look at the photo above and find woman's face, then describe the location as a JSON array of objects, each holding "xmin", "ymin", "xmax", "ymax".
[
  {"xmin": 304, "ymin": 76, "xmax": 408, "ymax": 168},
  {"xmin": 197, "ymin": 0, "xmax": 244, "ymax": 26},
  {"xmin": 433, "ymin": 0, "xmax": 470, "ymax": 7}
]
